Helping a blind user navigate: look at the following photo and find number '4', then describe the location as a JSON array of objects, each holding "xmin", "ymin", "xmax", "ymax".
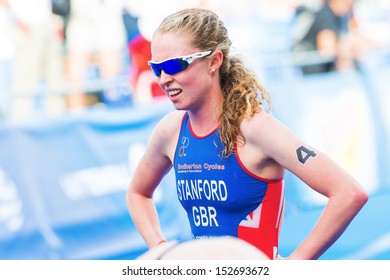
[{"xmin": 296, "ymin": 145, "xmax": 317, "ymax": 164}]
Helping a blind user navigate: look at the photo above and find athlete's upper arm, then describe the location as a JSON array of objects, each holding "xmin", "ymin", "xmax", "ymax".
[
  {"xmin": 255, "ymin": 112, "xmax": 360, "ymax": 198},
  {"xmin": 129, "ymin": 111, "xmax": 184, "ymax": 198}
]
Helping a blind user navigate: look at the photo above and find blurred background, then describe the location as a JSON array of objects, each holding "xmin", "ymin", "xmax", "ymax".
[{"xmin": 0, "ymin": 0, "xmax": 389, "ymax": 260}]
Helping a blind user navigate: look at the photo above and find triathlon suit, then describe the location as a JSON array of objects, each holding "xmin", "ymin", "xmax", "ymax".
[{"xmin": 173, "ymin": 113, "xmax": 285, "ymax": 259}]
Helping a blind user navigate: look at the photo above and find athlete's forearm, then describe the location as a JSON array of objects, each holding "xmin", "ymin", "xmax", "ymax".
[
  {"xmin": 126, "ymin": 190, "xmax": 166, "ymax": 248},
  {"xmin": 287, "ymin": 187, "xmax": 368, "ymax": 260}
]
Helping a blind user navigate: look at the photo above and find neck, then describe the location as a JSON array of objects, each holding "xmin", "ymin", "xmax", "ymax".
[
  {"xmin": 187, "ymin": 107, "xmax": 220, "ymax": 136},
  {"xmin": 187, "ymin": 92, "xmax": 223, "ymax": 136}
]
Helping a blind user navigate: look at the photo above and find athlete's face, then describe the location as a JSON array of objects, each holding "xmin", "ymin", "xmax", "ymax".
[{"xmin": 150, "ymin": 31, "xmax": 215, "ymax": 111}]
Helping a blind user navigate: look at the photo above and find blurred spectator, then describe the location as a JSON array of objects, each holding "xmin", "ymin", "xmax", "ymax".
[
  {"xmin": 0, "ymin": 0, "xmax": 14, "ymax": 119},
  {"xmin": 127, "ymin": 31, "xmax": 165, "ymax": 104},
  {"xmin": 291, "ymin": 0, "xmax": 364, "ymax": 74},
  {"xmin": 7, "ymin": 0, "xmax": 65, "ymax": 121},
  {"xmin": 51, "ymin": 0, "xmax": 70, "ymax": 41},
  {"xmin": 65, "ymin": 0, "xmax": 128, "ymax": 110}
]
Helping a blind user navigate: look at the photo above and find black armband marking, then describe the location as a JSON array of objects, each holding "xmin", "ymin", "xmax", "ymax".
[{"xmin": 296, "ymin": 145, "xmax": 317, "ymax": 164}]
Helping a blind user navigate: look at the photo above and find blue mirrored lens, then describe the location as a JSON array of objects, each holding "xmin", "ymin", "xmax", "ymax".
[{"xmin": 149, "ymin": 59, "xmax": 189, "ymax": 77}]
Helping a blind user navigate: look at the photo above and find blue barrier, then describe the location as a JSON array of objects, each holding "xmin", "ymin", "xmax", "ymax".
[{"xmin": 0, "ymin": 101, "xmax": 190, "ymax": 259}]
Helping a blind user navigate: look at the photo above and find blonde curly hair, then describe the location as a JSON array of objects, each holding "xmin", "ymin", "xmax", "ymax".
[{"xmin": 155, "ymin": 8, "xmax": 271, "ymax": 158}]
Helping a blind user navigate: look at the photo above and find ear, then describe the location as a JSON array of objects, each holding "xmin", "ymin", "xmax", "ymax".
[{"xmin": 209, "ymin": 50, "xmax": 223, "ymax": 73}]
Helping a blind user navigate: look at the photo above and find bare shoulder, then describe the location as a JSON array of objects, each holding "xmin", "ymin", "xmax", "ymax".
[
  {"xmin": 153, "ymin": 110, "xmax": 186, "ymax": 139},
  {"xmin": 242, "ymin": 110, "xmax": 281, "ymax": 127},
  {"xmin": 241, "ymin": 110, "xmax": 303, "ymax": 161},
  {"xmin": 148, "ymin": 110, "xmax": 186, "ymax": 160},
  {"xmin": 241, "ymin": 110, "xmax": 289, "ymax": 143}
]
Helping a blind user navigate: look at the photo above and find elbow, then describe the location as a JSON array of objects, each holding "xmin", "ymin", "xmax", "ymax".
[
  {"xmin": 126, "ymin": 183, "xmax": 152, "ymax": 209},
  {"xmin": 350, "ymin": 187, "xmax": 369, "ymax": 212}
]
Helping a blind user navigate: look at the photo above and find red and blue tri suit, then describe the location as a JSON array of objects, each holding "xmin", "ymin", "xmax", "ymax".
[{"xmin": 173, "ymin": 113, "xmax": 285, "ymax": 259}]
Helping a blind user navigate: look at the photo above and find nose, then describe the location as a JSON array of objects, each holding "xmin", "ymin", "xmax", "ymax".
[{"xmin": 159, "ymin": 70, "xmax": 174, "ymax": 86}]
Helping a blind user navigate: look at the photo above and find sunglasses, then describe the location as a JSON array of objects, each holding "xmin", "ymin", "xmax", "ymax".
[{"xmin": 148, "ymin": 50, "xmax": 213, "ymax": 77}]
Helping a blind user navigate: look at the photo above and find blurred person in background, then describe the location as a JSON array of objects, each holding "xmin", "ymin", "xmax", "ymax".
[
  {"xmin": 291, "ymin": 0, "xmax": 366, "ymax": 75},
  {"xmin": 127, "ymin": 8, "xmax": 368, "ymax": 260},
  {"xmin": 65, "ymin": 0, "xmax": 128, "ymax": 110},
  {"xmin": 126, "ymin": 25, "xmax": 166, "ymax": 105},
  {"xmin": 7, "ymin": 0, "xmax": 65, "ymax": 121},
  {"xmin": 0, "ymin": 0, "xmax": 14, "ymax": 120}
]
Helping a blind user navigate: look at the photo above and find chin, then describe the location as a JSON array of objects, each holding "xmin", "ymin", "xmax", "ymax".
[{"xmin": 171, "ymin": 100, "xmax": 186, "ymax": 111}]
